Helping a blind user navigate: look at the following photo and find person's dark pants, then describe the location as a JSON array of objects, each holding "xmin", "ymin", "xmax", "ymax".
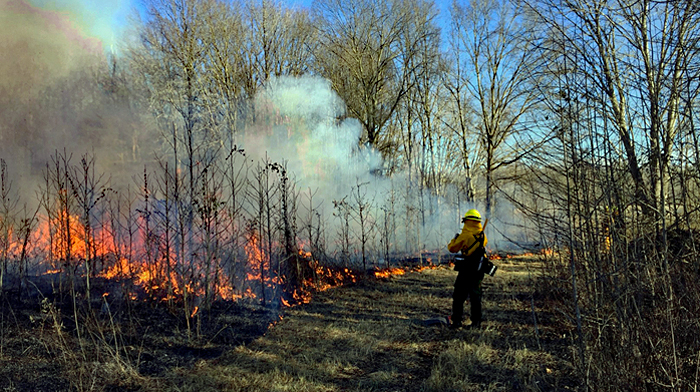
[{"xmin": 452, "ymin": 271, "xmax": 484, "ymax": 326}]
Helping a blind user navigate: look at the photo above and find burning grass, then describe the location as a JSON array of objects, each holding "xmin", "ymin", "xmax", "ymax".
[{"xmin": 373, "ymin": 266, "xmax": 406, "ymax": 279}]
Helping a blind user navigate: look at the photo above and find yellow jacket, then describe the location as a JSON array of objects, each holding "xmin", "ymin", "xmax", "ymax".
[{"xmin": 448, "ymin": 220, "xmax": 488, "ymax": 255}]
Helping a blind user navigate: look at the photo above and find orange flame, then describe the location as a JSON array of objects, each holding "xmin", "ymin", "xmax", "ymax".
[
  {"xmin": 243, "ymin": 231, "xmax": 284, "ymax": 301},
  {"xmin": 374, "ymin": 267, "xmax": 405, "ymax": 279},
  {"xmin": 244, "ymin": 231, "xmax": 265, "ymax": 282},
  {"xmin": 487, "ymin": 248, "xmax": 555, "ymax": 260},
  {"xmin": 281, "ymin": 257, "xmax": 358, "ymax": 308},
  {"xmin": 291, "ymin": 288, "xmax": 312, "ymax": 304},
  {"xmin": 280, "ymin": 296, "xmax": 290, "ymax": 307},
  {"xmin": 412, "ymin": 265, "xmax": 436, "ymax": 273},
  {"xmin": 21, "ymin": 207, "xmax": 367, "ymax": 308}
]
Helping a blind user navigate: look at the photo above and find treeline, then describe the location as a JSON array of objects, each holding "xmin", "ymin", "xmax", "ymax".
[{"xmin": 113, "ymin": 0, "xmax": 541, "ymax": 219}]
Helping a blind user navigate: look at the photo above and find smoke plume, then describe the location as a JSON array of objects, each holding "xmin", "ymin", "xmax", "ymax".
[{"xmin": 0, "ymin": 0, "xmax": 154, "ymax": 195}]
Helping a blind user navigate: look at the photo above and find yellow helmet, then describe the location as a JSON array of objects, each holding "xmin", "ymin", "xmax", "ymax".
[{"xmin": 463, "ymin": 209, "xmax": 481, "ymax": 222}]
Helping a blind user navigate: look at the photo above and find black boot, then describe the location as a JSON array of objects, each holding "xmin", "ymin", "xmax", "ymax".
[{"xmin": 448, "ymin": 316, "xmax": 462, "ymax": 329}]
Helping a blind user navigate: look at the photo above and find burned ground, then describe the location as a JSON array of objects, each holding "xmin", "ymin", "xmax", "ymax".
[{"xmin": 0, "ymin": 292, "xmax": 283, "ymax": 391}]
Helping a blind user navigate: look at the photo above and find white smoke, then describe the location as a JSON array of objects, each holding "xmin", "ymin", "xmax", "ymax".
[
  {"xmin": 244, "ymin": 75, "xmax": 540, "ymax": 259},
  {"xmin": 240, "ymin": 76, "xmax": 468, "ymax": 263},
  {"xmin": 248, "ymin": 76, "xmax": 384, "ymax": 200}
]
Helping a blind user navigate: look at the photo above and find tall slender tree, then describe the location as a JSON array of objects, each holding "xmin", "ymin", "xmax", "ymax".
[{"xmin": 449, "ymin": 0, "xmax": 542, "ymax": 218}]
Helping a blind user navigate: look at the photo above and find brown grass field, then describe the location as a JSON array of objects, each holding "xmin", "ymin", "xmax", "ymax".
[
  {"xmin": 0, "ymin": 256, "xmax": 581, "ymax": 391},
  {"xmin": 163, "ymin": 256, "xmax": 579, "ymax": 391}
]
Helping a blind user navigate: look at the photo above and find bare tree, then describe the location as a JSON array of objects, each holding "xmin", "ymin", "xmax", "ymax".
[
  {"xmin": 246, "ymin": 0, "xmax": 315, "ymax": 84},
  {"xmin": 313, "ymin": 0, "xmax": 439, "ymax": 154},
  {"xmin": 350, "ymin": 181, "xmax": 376, "ymax": 271},
  {"xmin": 531, "ymin": 0, "xmax": 700, "ymax": 218},
  {"xmin": 0, "ymin": 160, "xmax": 18, "ymax": 296},
  {"xmin": 450, "ymin": 0, "xmax": 542, "ymax": 218},
  {"xmin": 202, "ymin": 0, "xmax": 250, "ymax": 134},
  {"xmin": 69, "ymin": 153, "xmax": 107, "ymax": 302},
  {"xmin": 245, "ymin": 157, "xmax": 281, "ymax": 305},
  {"xmin": 333, "ymin": 197, "xmax": 352, "ymax": 267},
  {"xmin": 443, "ymin": 7, "xmax": 479, "ymax": 203}
]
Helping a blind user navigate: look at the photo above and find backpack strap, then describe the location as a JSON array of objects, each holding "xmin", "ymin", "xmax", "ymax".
[{"xmin": 462, "ymin": 231, "xmax": 485, "ymax": 255}]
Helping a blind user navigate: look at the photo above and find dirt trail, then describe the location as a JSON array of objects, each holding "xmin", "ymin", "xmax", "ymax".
[{"xmin": 165, "ymin": 256, "xmax": 579, "ymax": 391}]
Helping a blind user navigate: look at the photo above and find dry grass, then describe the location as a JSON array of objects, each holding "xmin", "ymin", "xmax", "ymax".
[{"xmin": 161, "ymin": 258, "xmax": 579, "ymax": 391}]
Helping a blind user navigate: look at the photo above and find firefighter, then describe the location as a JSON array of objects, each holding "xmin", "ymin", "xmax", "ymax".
[{"xmin": 447, "ymin": 209, "xmax": 488, "ymax": 329}]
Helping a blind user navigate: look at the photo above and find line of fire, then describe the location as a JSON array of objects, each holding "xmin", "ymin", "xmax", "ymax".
[{"xmin": 0, "ymin": 149, "xmax": 486, "ymax": 329}]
